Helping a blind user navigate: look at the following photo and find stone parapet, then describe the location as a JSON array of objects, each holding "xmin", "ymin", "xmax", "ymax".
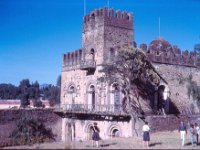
[{"xmin": 83, "ymin": 7, "xmax": 133, "ymax": 32}]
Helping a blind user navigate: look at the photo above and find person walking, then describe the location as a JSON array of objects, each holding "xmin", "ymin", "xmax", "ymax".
[
  {"xmin": 142, "ymin": 121, "xmax": 150, "ymax": 148},
  {"xmin": 189, "ymin": 124, "xmax": 196, "ymax": 146},
  {"xmin": 178, "ymin": 121, "xmax": 187, "ymax": 146},
  {"xmin": 194, "ymin": 123, "xmax": 200, "ymax": 145}
]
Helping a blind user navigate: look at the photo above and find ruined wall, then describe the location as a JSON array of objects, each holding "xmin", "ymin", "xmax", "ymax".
[
  {"xmin": 154, "ymin": 63, "xmax": 200, "ymax": 113},
  {"xmin": 140, "ymin": 42, "xmax": 197, "ymax": 67},
  {"xmin": 0, "ymin": 109, "xmax": 62, "ymax": 147},
  {"xmin": 146, "ymin": 115, "xmax": 200, "ymax": 133}
]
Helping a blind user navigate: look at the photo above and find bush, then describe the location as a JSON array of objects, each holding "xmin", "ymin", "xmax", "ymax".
[{"xmin": 9, "ymin": 114, "xmax": 56, "ymax": 146}]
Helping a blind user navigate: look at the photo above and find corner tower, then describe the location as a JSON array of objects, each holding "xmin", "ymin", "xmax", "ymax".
[{"xmin": 82, "ymin": 7, "xmax": 134, "ymax": 65}]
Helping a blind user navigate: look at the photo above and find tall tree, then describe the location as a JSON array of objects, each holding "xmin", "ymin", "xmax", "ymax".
[
  {"xmin": 56, "ymin": 75, "xmax": 61, "ymax": 87},
  {"xmin": 99, "ymin": 46, "xmax": 160, "ymax": 135},
  {"xmin": 19, "ymin": 79, "xmax": 31, "ymax": 107}
]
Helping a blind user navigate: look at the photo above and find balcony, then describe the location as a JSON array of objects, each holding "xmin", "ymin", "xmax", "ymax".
[
  {"xmin": 80, "ymin": 59, "xmax": 96, "ymax": 70},
  {"xmin": 54, "ymin": 104, "xmax": 130, "ymax": 120}
]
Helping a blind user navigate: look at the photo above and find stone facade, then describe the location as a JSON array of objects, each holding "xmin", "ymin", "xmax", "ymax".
[
  {"xmin": 139, "ymin": 37, "xmax": 200, "ymax": 114},
  {"xmin": 60, "ymin": 7, "xmax": 200, "ymax": 141}
]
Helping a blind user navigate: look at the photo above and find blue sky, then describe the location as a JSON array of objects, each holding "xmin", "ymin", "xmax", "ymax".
[{"xmin": 0, "ymin": 0, "xmax": 200, "ymax": 86}]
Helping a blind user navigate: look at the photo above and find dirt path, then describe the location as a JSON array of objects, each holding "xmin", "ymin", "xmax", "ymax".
[{"xmin": 3, "ymin": 131, "xmax": 200, "ymax": 149}]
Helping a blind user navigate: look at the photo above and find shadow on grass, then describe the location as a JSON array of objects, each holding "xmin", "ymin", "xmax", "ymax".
[
  {"xmin": 149, "ymin": 142, "xmax": 162, "ymax": 147},
  {"xmin": 185, "ymin": 142, "xmax": 200, "ymax": 146},
  {"xmin": 85, "ymin": 142, "xmax": 117, "ymax": 148},
  {"xmin": 100, "ymin": 142, "xmax": 117, "ymax": 147}
]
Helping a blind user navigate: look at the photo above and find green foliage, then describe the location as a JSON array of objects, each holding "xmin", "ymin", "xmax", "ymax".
[
  {"xmin": 0, "ymin": 84, "xmax": 19, "ymax": 99},
  {"xmin": 20, "ymin": 92, "xmax": 30, "ymax": 108},
  {"xmin": 56, "ymin": 75, "xmax": 61, "ymax": 87},
  {"xmin": 9, "ymin": 114, "xmax": 55, "ymax": 146},
  {"xmin": 0, "ymin": 78, "xmax": 61, "ymax": 107},
  {"xmin": 40, "ymin": 85, "xmax": 60, "ymax": 106}
]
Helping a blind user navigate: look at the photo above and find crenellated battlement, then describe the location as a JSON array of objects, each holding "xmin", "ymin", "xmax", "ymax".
[
  {"xmin": 139, "ymin": 43, "xmax": 197, "ymax": 67},
  {"xmin": 62, "ymin": 49, "xmax": 83, "ymax": 71},
  {"xmin": 83, "ymin": 7, "xmax": 133, "ymax": 32}
]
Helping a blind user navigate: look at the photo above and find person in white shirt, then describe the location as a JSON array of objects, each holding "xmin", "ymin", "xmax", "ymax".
[
  {"xmin": 195, "ymin": 123, "xmax": 200, "ymax": 145},
  {"xmin": 178, "ymin": 121, "xmax": 187, "ymax": 146},
  {"xmin": 142, "ymin": 121, "xmax": 150, "ymax": 148}
]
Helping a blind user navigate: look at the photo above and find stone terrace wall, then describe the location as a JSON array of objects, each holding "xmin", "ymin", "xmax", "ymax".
[
  {"xmin": 146, "ymin": 115, "xmax": 200, "ymax": 133},
  {"xmin": 0, "ymin": 109, "xmax": 62, "ymax": 147}
]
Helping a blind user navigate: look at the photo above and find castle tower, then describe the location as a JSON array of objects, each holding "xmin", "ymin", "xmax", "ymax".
[{"xmin": 82, "ymin": 7, "xmax": 134, "ymax": 65}]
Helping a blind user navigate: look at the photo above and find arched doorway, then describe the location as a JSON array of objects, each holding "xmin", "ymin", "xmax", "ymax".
[
  {"xmin": 87, "ymin": 85, "xmax": 95, "ymax": 111},
  {"xmin": 85, "ymin": 123, "xmax": 98, "ymax": 140},
  {"xmin": 108, "ymin": 124, "xmax": 121, "ymax": 138},
  {"xmin": 111, "ymin": 128, "xmax": 120, "ymax": 137},
  {"xmin": 157, "ymin": 85, "xmax": 170, "ymax": 115}
]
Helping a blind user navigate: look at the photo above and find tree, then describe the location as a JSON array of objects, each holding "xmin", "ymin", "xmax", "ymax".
[
  {"xmin": 40, "ymin": 85, "xmax": 60, "ymax": 106},
  {"xmin": 20, "ymin": 92, "xmax": 30, "ymax": 108},
  {"xmin": 0, "ymin": 84, "xmax": 19, "ymax": 99},
  {"xmin": 29, "ymin": 81, "xmax": 42, "ymax": 107},
  {"xmin": 56, "ymin": 75, "xmax": 61, "ymax": 87},
  {"xmin": 19, "ymin": 79, "xmax": 30, "ymax": 93},
  {"xmin": 99, "ymin": 46, "xmax": 160, "ymax": 135},
  {"xmin": 18, "ymin": 79, "xmax": 31, "ymax": 107}
]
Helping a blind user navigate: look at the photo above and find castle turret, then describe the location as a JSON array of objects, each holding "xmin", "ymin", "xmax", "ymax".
[{"xmin": 82, "ymin": 7, "xmax": 134, "ymax": 68}]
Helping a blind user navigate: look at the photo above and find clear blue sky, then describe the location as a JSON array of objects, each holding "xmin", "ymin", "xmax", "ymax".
[{"xmin": 0, "ymin": 0, "xmax": 200, "ymax": 86}]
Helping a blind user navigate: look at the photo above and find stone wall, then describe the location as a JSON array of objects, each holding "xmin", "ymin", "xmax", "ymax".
[
  {"xmin": 0, "ymin": 109, "xmax": 62, "ymax": 147},
  {"xmin": 154, "ymin": 63, "xmax": 200, "ymax": 114},
  {"xmin": 146, "ymin": 115, "xmax": 200, "ymax": 133}
]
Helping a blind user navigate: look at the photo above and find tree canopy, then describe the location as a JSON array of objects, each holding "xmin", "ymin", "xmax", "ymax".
[
  {"xmin": 0, "ymin": 77, "xmax": 61, "ymax": 107},
  {"xmin": 99, "ymin": 46, "xmax": 161, "ymax": 130}
]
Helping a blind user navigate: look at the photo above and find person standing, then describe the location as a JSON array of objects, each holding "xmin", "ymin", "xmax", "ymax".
[
  {"xmin": 142, "ymin": 121, "xmax": 150, "ymax": 148},
  {"xmin": 178, "ymin": 121, "xmax": 187, "ymax": 146},
  {"xmin": 194, "ymin": 123, "xmax": 200, "ymax": 145},
  {"xmin": 92, "ymin": 123, "xmax": 100, "ymax": 148},
  {"xmin": 189, "ymin": 124, "xmax": 196, "ymax": 146}
]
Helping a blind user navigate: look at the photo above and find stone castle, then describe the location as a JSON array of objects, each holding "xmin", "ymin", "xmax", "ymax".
[{"xmin": 60, "ymin": 7, "xmax": 200, "ymax": 141}]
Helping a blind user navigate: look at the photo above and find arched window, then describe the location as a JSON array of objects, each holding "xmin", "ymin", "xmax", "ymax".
[
  {"xmin": 87, "ymin": 85, "xmax": 95, "ymax": 110},
  {"xmin": 68, "ymin": 86, "xmax": 76, "ymax": 104},
  {"xmin": 90, "ymin": 48, "xmax": 95, "ymax": 61},
  {"xmin": 110, "ymin": 83, "xmax": 120, "ymax": 111}
]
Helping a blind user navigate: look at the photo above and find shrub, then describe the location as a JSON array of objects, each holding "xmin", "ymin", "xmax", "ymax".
[{"xmin": 9, "ymin": 114, "xmax": 56, "ymax": 146}]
